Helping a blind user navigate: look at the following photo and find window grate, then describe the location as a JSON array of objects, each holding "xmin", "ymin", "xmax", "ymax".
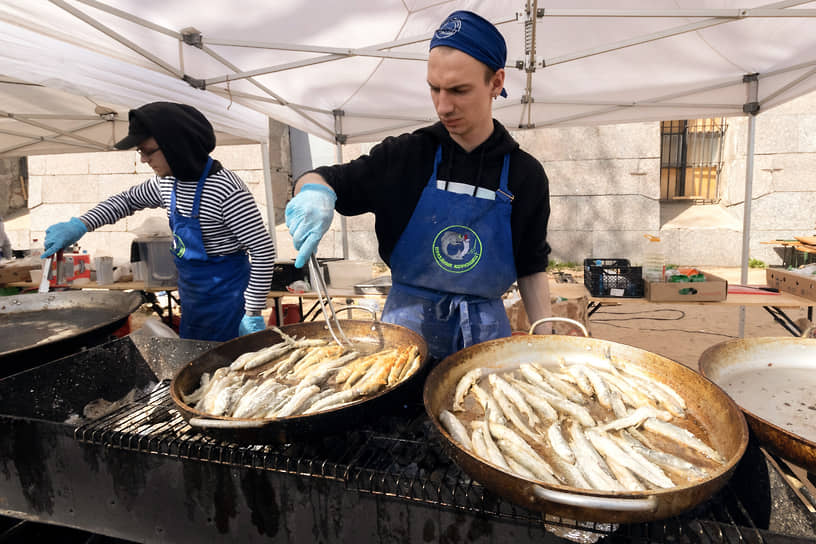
[{"xmin": 660, "ymin": 118, "xmax": 727, "ymax": 202}]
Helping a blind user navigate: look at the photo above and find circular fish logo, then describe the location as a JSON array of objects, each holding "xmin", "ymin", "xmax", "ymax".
[
  {"xmin": 432, "ymin": 225, "xmax": 482, "ymax": 273},
  {"xmin": 434, "ymin": 16, "xmax": 462, "ymax": 39},
  {"xmin": 172, "ymin": 233, "xmax": 186, "ymax": 258}
]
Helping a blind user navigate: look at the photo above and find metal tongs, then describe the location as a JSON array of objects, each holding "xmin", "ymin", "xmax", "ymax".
[{"xmin": 308, "ymin": 255, "xmax": 352, "ymax": 347}]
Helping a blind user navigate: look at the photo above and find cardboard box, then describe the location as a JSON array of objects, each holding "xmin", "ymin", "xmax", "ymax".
[
  {"xmin": 766, "ymin": 267, "xmax": 816, "ymax": 302},
  {"xmin": 644, "ymin": 272, "xmax": 727, "ymax": 302},
  {"xmin": 0, "ymin": 258, "xmax": 41, "ymax": 284}
]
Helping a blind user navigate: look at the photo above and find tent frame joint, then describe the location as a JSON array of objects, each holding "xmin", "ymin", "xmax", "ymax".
[
  {"xmin": 183, "ymin": 75, "xmax": 206, "ymax": 90},
  {"xmin": 743, "ymin": 72, "xmax": 760, "ymax": 115},
  {"xmin": 181, "ymin": 27, "xmax": 203, "ymax": 49}
]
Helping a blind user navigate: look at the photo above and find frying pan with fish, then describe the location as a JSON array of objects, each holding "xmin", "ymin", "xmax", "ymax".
[
  {"xmin": 170, "ymin": 319, "xmax": 428, "ymax": 443},
  {"xmin": 424, "ymin": 318, "xmax": 748, "ymax": 523}
]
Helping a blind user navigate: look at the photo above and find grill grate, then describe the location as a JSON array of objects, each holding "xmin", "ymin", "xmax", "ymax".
[{"xmin": 75, "ymin": 381, "xmax": 809, "ymax": 543}]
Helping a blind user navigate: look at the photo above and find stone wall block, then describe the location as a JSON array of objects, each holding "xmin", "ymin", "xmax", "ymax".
[
  {"xmin": 798, "ymin": 114, "xmax": 816, "ymax": 153},
  {"xmin": 544, "ymin": 158, "xmax": 659, "ymax": 196},
  {"xmin": 29, "ymin": 203, "xmax": 83, "ymax": 231},
  {"xmin": 755, "ymin": 115, "xmax": 800, "ymax": 154},
  {"xmin": 550, "ymin": 195, "xmax": 658, "ymax": 231},
  {"xmin": 96, "ymin": 173, "xmax": 144, "ymax": 200},
  {"xmin": 756, "ymin": 153, "xmax": 816, "ymax": 191},
  {"xmin": 95, "ymin": 152, "xmax": 139, "ymax": 175},
  {"xmin": 749, "ymin": 192, "xmax": 816, "ymax": 229},
  {"xmin": 514, "ymin": 123, "xmax": 658, "ymax": 162},
  {"xmin": 658, "ymin": 228, "xmax": 743, "ymax": 266},
  {"xmin": 41, "ymin": 153, "xmax": 91, "ymax": 175},
  {"xmin": 42, "ymin": 174, "xmax": 99, "ymax": 204},
  {"xmin": 547, "ymin": 231, "xmax": 593, "ymax": 264},
  {"xmin": 28, "ymin": 175, "xmax": 43, "ymax": 207},
  {"xmin": 212, "ymin": 144, "xmax": 262, "ymax": 170}
]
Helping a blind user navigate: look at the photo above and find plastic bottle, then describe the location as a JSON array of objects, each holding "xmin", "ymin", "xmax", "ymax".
[{"xmin": 643, "ymin": 234, "xmax": 665, "ymax": 283}]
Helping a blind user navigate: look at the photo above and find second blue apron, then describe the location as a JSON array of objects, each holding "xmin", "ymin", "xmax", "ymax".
[{"xmin": 169, "ymin": 157, "xmax": 250, "ymax": 342}]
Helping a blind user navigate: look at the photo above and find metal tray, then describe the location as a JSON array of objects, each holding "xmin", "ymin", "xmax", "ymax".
[{"xmin": 354, "ymin": 275, "xmax": 391, "ymax": 294}]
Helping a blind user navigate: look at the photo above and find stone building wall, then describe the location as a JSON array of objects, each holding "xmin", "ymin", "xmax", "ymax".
[{"xmin": 11, "ymin": 90, "xmax": 816, "ymax": 269}]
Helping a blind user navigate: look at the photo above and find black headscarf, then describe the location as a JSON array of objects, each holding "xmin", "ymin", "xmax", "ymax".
[{"xmin": 115, "ymin": 102, "xmax": 215, "ymax": 181}]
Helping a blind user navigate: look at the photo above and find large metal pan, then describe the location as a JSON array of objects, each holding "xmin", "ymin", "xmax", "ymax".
[
  {"xmin": 424, "ymin": 321, "xmax": 748, "ymax": 524},
  {"xmin": 170, "ymin": 319, "xmax": 428, "ymax": 443},
  {"xmin": 0, "ymin": 290, "xmax": 144, "ymax": 378},
  {"xmin": 699, "ymin": 337, "xmax": 816, "ymax": 472}
]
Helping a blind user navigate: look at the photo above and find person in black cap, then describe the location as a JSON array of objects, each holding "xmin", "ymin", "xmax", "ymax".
[
  {"xmin": 41, "ymin": 102, "xmax": 276, "ymax": 342},
  {"xmin": 285, "ymin": 10, "xmax": 552, "ymax": 361}
]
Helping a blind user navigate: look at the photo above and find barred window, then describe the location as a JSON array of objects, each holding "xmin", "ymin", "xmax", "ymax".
[{"xmin": 660, "ymin": 118, "xmax": 726, "ymax": 202}]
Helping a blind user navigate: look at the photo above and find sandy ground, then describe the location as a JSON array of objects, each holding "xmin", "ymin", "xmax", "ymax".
[{"xmin": 128, "ymin": 266, "xmax": 813, "ymax": 372}]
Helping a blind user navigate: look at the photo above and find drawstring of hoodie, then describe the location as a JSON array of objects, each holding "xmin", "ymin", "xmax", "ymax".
[
  {"xmin": 473, "ymin": 147, "xmax": 485, "ymax": 196},
  {"xmin": 443, "ymin": 143, "xmax": 487, "ymax": 196}
]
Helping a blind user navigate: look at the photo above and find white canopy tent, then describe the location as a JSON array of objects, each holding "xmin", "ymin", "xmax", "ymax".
[
  {"xmin": 2, "ymin": 0, "xmax": 814, "ymax": 143},
  {"xmin": 1, "ymin": 0, "xmax": 815, "ymax": 331}
]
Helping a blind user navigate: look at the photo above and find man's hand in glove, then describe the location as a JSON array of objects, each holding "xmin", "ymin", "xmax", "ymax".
[
  {"xmin": 285, "ymin": 183, "xmax": 337, "ymax": 268},
  {"xmin": 42, "ymin": 217, "xmax": 87, "ymax": 258},
  {"xmin": 239, "ymin": 314, "xmax": 266, "ymax": 336}
]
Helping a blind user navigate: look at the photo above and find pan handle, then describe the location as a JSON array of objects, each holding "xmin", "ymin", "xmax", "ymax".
[
  {"xmin": 531, "ymin": 485, "xmax": 658, "ymax": 512},
  {"xmin": 189, "ymin": 417, "xmax": 267, "ymax": 429},
  {"xmin": 529, "ymin": 317, "xmax": 589, "ymax": 337}
]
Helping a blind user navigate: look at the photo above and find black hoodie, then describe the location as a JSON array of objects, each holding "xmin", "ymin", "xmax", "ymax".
[
  {"xmin": 312, "ymin": 120, "xmax": 551, "ymax": 277},
  {"xmin": 129, "ymin": 102, "xmax": 218, "ymax": 181}
]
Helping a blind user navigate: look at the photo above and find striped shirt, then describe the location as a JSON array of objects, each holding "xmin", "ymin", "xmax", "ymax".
[{"xmin": 81, "ymin": 167, "xmax": 275, "ymax": 312}]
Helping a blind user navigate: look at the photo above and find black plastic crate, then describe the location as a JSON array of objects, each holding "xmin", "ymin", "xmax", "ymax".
[{"xmin": 583, "ymin": 258, "xmax": 644, "ymax": 297}]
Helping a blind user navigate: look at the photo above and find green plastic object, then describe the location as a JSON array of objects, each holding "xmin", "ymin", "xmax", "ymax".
[
  {"xmin": 689, "ymin": 273, "xmax": 706, "ymax": 282},
  {"xmin": 669, "ymin": 275, "xmax": 689, "ymax": 282}
]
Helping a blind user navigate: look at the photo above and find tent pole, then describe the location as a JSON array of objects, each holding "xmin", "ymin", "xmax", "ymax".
[
  {"xmin": 739, "ymin": 74, "xmax": 759, "ymax": 338},
  {"xmin": 337, "ymin": 139, "xmax": 348, "ymax": 260},
  {"xmin": 261, "ymin": 121, "xmax": 277, "ymax": 250},
  {"xmin": 334, "ymin": 110, "xmax": 349, "ymax": 260}
]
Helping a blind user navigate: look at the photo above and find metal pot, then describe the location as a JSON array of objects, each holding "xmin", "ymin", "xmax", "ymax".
[
  {"xmin": 699, "ymin": 337, "xmax": 816, "ymax": 472},
  {"xmin": 423, "ymin": 320, "xmax": 749, "ymax": 524},
  {"xmin": 0, "ymin": 290, "xmax": 144, "ymax": 377},
  {"xmin": 169, "ymin": 319, "xmax": 428, "ymax": 443}
]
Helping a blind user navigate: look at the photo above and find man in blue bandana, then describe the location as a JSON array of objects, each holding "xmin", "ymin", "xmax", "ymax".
[{"xmin": 286, "ymin": 10, "xmax": 553, "ymax": 361}]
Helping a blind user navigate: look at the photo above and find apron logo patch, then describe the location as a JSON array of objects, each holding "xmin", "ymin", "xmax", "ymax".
[
  {"xmin": 432, "ymin": 226, "xmax": 482, "ymax": 273},
  {"xmin": 172, "ymin": 233, "xmax": 186, "ymax": 258}
]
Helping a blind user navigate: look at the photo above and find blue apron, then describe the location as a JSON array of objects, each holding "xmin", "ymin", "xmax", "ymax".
[
  {"xmin": 382, "ymin": 146, "xmax": 516, "ymax": 360},
  {"xmin": 169, "ymin": 157, "xmax": 250, "ymax": 341}
]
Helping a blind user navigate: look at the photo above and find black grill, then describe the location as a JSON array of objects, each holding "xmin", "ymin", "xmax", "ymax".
[{"xmin": 75, "ymin": 381, "xmax": 815, "ymax": 543}]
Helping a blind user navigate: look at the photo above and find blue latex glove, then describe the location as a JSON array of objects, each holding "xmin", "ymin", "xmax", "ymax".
[
  {"xmin": 285, "ymin": 183, "xmax": 337, "ymax": 268},
  {"xmin": 42, "ymin": 217, "xmax": 87, "ymax": 258},
  {"xmin": 239, "ymin": 314, "xmax": 267, "ymax": 336}
]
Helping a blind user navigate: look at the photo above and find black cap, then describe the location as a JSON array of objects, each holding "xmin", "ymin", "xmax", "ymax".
[{"xmin": 114, "ymin": 111, "xmax": 151, "ymax": 150}]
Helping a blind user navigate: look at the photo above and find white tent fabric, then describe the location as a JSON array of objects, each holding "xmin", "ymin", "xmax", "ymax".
[
  {"xmin": 1, "ymin": 0, "xmax": 813, "ymax": 149},
  {"xmin": 0, "ymin": 13, "xmax": 268, "ymax": 157}
]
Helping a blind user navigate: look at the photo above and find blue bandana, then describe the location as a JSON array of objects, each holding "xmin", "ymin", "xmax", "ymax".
[{"xmin": 430, "ymin": 10, "xmax": 508, "ymax": 98}]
